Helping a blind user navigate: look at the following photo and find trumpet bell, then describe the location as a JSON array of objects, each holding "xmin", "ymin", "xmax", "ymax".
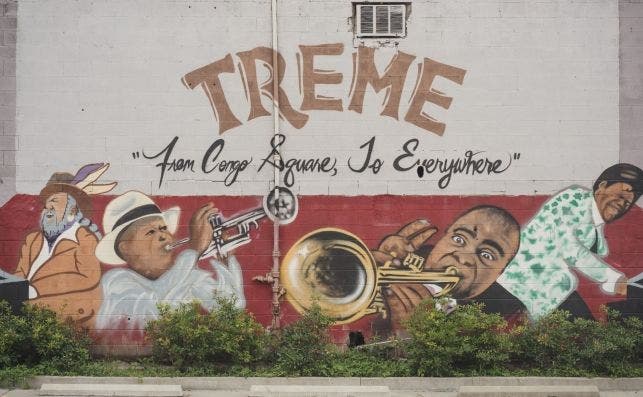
[{"xmin": 281, "ymin": 228, "xmax": 378, "ymax": 323}]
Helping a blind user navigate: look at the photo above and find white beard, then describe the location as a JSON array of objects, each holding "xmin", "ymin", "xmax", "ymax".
[{"xmin": 40, "ymin": 209, "xmax": 76, "ymax": 239}]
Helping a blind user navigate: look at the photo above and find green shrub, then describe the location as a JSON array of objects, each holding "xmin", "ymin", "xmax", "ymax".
[
  {"xmin": 0, "ymin": 301, "xmax": 30, "ymax": 367},
  {"xmin": 146, "ymin": 298, "xmax": 266, "ymax": 368},
  {"xmin": 328, "ymin": 347, "xmax": 412, "ymax": 377},
  {"xmin": 403, "ymin": 299, "xmax": 515, "ymax": 376},
  {"xmin": 0, "ymin": 365, "xmax": 34, "ymax": 388},
  {"xmin": 514, "ymin": 308, "xmax": 643, "ymax": 376},
  {"xmin": 0, "ymin": 300, "xmax": 90, "ymax": 370},
  {"xmin": 271, "ymin": 304, "xmax": 335, "ymax": 376}
]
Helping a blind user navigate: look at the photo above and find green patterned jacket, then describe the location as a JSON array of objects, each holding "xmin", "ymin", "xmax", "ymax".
[{"xmin": 498, "ymin": 186, "xmax": 624, "ymax": 319}]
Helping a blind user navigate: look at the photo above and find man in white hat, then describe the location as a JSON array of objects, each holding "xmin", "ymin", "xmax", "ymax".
[
  {"xmin": 95, "ymin": 191, "xmax": 245, "ymax": 334},
  {"xmin": 13, "ymin": 163, "xmax": 116, "ymax": 328}
]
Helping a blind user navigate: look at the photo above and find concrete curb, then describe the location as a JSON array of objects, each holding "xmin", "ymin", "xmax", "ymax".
[
  {"xmin": 26, "ymin": 377, "xmax": 643, "ymax": 392},
  {"xmin": 458, "ymin": 385, "xmax": 600, "ymax": 397},
  {"xmin": 38, "ymin": 384, "xmax": 183, "ymax": 397},
  {"xmin": 248, "ymin": 385, "xmax": 391, "ymax": 397}
]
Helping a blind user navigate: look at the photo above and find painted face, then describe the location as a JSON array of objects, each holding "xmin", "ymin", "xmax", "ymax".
[
  {"xmin": 40, "ymin": 192, "xmax": 78, "ymax": 238},
  {"xmin": 426, "ymin": 210, "xmax": 519, "ymax": 300},
  {"xmin": 594, "ymin": 182, "xmax": 635, "ymax": 223},
  {"xmin": 43, "ymin": 192, "xmax": 69, "ymax": 223},
  {"xmin": 117, "ymin": 216, "xmax": 175, "ymax": 280}
]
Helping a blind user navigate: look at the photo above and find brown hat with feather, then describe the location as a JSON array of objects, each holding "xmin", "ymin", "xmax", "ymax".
[{"xmin": 39, "ymin": 163, "xmax": 117, "ymax": 214}]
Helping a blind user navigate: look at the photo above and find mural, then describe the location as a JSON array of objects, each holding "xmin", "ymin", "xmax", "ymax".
[
  {"xmin": 498, "ymin": 163, "xmax": 643, "ymax": 320},
  {"xmin": 4, "ymin": 0, "xmax": 643, "ymax": 353},
  {"xmin": 377, "ymin": 205, "xmax": 521, "ymax": 333},
  {"xmin": 2, "ymin": 162, "xmax": 642, "ymax": 349},
  {"xmin": 94, "ymin": 191, "xmax": 246, "ymax": 335},
  {"xmin": 12, "ymin": 164, "xmax": 116, "ymax": 327},
  {"xmin": 280, "ymin": 205, "xmax": 520, "ymax": 334},
  {"xmin": 93, "ymin": 186, "xmax": 298, "ymax": 336},
  {"xmin": 278, "ymin": 163, "xmax": 643, "ymax": 335}
]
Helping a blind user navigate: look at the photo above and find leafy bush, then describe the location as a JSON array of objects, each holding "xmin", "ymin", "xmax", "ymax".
[
  {"xmin": 0, "ymin": 300, "xmax": 90, "ymax": 370},
  {"xmin": 4, "ymin": 298, "xmax": 643, "ymax": 379},
  {"xmin": 0, "ymin": 365, "xmax": 34, "ymax": 388},
  {"xmin": 0, "ymin": 301, "xmax": 29, "ymax": 368},
  {"xmin": 328, "ymin": 347, "xmax": 412, "ymax": 377},
  {"xmin": 404, "ymin": 299, "xmax": 515, "ymax": 376},
  {"xmin": 513, "ymin": 308, "xmax": 643, "ymax": 376},
  {"xmin": 271, "ymin": 304, "xmax": 335, "ymax": 376},
  {"xmin": 146, "ymin": 298, "xmax": 266, "ymax": 368}
]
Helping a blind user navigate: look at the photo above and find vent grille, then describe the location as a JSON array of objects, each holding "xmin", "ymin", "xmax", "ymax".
[
  {"xmin": 376, "ymin": 6, "xmax": 389, "ymax": 34},
  {"xmin": 360, "ymin": 5, "xmax": 374, "ymax": 34},
  {"xmin": 356, "ymin": 3, "xmax": 407, "ymax": 38},
  {"xmin": 389, "ymin": 5, "xmax": 404, "ymax": 34}
]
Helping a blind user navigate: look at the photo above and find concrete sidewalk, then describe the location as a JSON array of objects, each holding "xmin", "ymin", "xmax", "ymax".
[
  {"xmin": 2, "ymin": 388, "xmax": 453, "ymax": 397},
  {"xmin": 1, "ymin": 377, "xmax": 641, "ymax": 397}
]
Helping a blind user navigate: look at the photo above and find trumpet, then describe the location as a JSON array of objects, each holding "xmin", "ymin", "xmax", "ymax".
[
  {"xmin": 281, "ymin": 228, "xmax": 460, "ymax": 324},
  {"xmin": 165, "ymin": 186, "xmax": 298, "ymax": 259}
]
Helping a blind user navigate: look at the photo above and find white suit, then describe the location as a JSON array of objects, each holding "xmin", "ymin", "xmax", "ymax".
[{"xmin": 96, "ymin": 250, "xmax": 245, "ymax": 331}]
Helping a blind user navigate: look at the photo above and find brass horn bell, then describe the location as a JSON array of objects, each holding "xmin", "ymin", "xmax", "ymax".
[{"xmin": 281, "ymin": 228, "xmax": 460, "ymax": 324}]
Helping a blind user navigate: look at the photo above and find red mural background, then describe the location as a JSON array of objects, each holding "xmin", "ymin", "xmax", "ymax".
[{"xmin": 1, "ymin": 193, "xmax": 641, "ymax": 348}]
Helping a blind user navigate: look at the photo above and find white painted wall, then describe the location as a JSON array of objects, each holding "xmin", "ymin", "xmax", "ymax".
[
  {"xmin": 16, "ymin": 0, "xmax": 620, "ymax": 196},
  {"xmin": 620, "ymin": 0, "xmax": 643, "ymax": 171},
  {"xmin": 0, "ymin": 0, "xmax": 16, "ymax": 206}
]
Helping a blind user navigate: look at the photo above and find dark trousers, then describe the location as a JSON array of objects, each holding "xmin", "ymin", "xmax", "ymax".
[
  {"xmin": 472, "ymin": 283, "xmax": 594, "ymax": 320},
  {"xmin": 558, "ymin": 291, "xmax": 593, "ymax": 320}
]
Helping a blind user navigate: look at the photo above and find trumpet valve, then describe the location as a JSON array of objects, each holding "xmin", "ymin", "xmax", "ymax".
[
  {"xmin": 402, "ymin": 253, "xmax": 425, "ymax": 272},
  {"xmin": 208, "ymin": 213, "xmax": 223, "ymax": 227}
]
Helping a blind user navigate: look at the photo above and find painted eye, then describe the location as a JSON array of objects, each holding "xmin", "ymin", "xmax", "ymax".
[
  {"xmin": 479, "ymin": 250, "xmax": 496, "ymax": 261},
  {"xmin": 451, "ymin": 235, "xmax": 465, "ymax": 245},
  {"xmin": 146, "ymin": 229, "xmax": 156, "ymax": 236},
  {"xmin": 159, "ymin": 226, "xmax": 168, "ymax": 231}
]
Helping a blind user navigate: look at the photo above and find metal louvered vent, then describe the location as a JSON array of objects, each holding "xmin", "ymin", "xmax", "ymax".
[
  {"xmin": 360, "ymin": 5, "xmax": 374, "ymax": 34},
  {"xmin": 356, "ymin": 3, "xmax": 407, "ymax": 38},
  {"xmin": 389, "ymin": 5, "xmax": 404, "ymax": 34}
]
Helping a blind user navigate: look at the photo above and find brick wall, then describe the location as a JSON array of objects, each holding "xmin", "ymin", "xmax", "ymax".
[
  {"xmin": 0, "ymin": 0, "xmax": 15, "ymax": 206},
  {"xmin": 2, "ymin": 1, "xmax": 642, "ymax": 353},
  {"xmin": 620, "ymin": 0, "xmax": 643, "ymax": 168},
  {"xmin": 13, "ymin": 0, "xmax": 622, "ymax": 196}
]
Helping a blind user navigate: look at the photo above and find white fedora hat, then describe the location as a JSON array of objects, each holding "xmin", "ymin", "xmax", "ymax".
[{"xmin": 96, "ymin": 191, "xmax": 180, "ymax": 265}]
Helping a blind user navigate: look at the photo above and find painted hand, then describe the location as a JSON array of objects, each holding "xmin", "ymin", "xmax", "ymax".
[
  {"xmin": 371, "ymin": 219, "xmax": 437, "ymax": 268},
  {"xmin": 385, "ymin": 284, "xmax": 433, "ymax": 331},
  {"xmin": 189, "ymin": 203, "xmax": 219, "ymax": 255},
  {"xmin": 614, "ymin": 276, "xmax": 628, "ymax": 296}
]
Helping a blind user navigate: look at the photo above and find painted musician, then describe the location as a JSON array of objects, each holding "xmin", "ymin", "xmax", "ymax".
[
  {"xmin": 95, "ymin": 191, "xmax": 245, "ymax": 333},
  {"xmin": 498, "ymin": 163, "xmax": 643, "ymax": 319},
  {"xmin": 13, "ymin": 163, "xmax": 116, "ymax": 327},
  {"xmin": 372, "ymin": 206, "xmax": 521, "ymax": 332}
]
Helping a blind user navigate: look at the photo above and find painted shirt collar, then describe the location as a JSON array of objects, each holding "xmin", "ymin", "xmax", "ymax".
[
  {"xmin": 45, "ymin": 220, "xmax": 81, "ymax": 249},
  {"xmin": 591, "ymin": 197, "xmax": 605, "ymax": 228}
]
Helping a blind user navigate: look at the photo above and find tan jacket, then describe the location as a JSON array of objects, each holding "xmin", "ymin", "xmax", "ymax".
[{"xmin": 14, "ymin": 226, "xmax": 102, "ymax": 328}]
